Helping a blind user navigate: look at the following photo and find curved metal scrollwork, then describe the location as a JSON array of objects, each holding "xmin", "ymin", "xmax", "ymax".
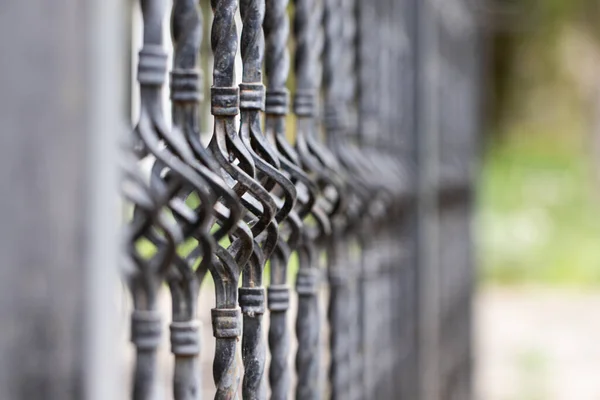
[
  {"xmin": 291, "ymin": 0, "xmax": 349, "ymax": 397},
  {"xmin": 118, "ymin": 0, "xmax": 478, "ymax": 398},
  {"xmin": 208, "ymin": 0, "xmax": 259, "ymax": 397},
  {"xmin": 170, "ymin": 0, "xmax": 253, "ymax": 398},
  {"xmin": 121, "ymin": 143, "xmax": 182, "ymax": 400},
  {"xmin": 237, "ymin": 0, "xmax": 295, "ymax": 397},
  {"xmin": 262, "ymin": 0, "xmax": 309, "ymax": 397},
  {"xmin": 129, "ymin": 1, "xmax": 219, "ymax": 400}
]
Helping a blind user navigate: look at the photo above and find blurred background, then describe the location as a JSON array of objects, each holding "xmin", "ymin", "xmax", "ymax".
[{"xmin": 476, "ymin": 1, "xmax": 600, "ymax": 398}]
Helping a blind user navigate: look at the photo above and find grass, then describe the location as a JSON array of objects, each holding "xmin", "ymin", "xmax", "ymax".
[{"xmin": 477, "ymin": 128, "xmax": 600, "ymax": 286}]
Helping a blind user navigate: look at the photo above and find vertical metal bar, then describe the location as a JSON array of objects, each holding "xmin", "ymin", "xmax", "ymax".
[
  {"xmin": 403, "ymin": 0, "xmax": 422, "ymax": 398},
  {"xmin": 389, "ymin": 0, "xmax": 405, "ymax": 396},
  {"xmin": 208, "ymin": 0, "xmax": 248, "ymax": 396},
  {"xmin": 237, "ymin": 0, "xmax": 292, "ymax": 396},
  {"xmin": 238, "ymin": 0, "xmax": 270, "ymax": 396},
  {"xmin": 416, "ymin": 0, "xmax": 442, "ymax": 398},
  {"xmin": 263, "ymin": 0, "xmax": 298, "ymax": 396},
  {"xmin": 292, "ymin": 0, "xmax": 337, "ymax": 396},
  {"xmin": 294, "ymin": 248, "xmax": 322, "ymax": 400},
  {"xmin": 0, "ymin": 0, "xmax": 122, "ymax": 398},
  {"xmin": 355, "ymin": 1, "xmax": 379, "ymax": 397},
  {"xmin": 321, "ymin": 0, "xmax": 351, "ymax": 398},
  {"xmin": 130, "ymin": 0, "xmax": 218, "ymax": 398},
  {"xmin": 168, "ymin": 0, "xmax": 216, "ymax": 397},
  {"xmin": 374, "ymin": 0, "xmax": 393, "ymax": 398},
  {"xmin": 127, "ymin": 0, "xmax": 483, "ymax": 396}
]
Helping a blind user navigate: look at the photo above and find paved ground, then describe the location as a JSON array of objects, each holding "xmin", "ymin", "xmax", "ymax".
[
  {"xmin": 475, "ymin": 287, "xmax": 600, "ymax": 400},
  {"xmin": 117, "ymin": 286, "xmax": 600, "ymax": 399}
]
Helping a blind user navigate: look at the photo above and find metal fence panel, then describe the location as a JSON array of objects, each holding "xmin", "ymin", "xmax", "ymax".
[{"xmin": 0, "ymin": 0, "xmax": 483, "ymax": 398}]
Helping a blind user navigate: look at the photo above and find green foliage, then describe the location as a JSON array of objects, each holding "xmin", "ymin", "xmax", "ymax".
[
  {"xmin": 477, "ymin": 131, "xmax": 600, "ymax": 286},
  {"xmin": 481, "ymin": 0, "xmax": 600, "ymax": 286}
]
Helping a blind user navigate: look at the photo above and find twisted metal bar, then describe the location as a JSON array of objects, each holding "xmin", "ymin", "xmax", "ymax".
[
  {"xmin": 208, "ymin": 0, "xmax": 284, "ymax": 397},
  {"xmin": 132, "ymin": 2, "xmax": 224, "ymax": 400},
  {"xmin": 171, "ymin": 0, "xmax": 247, "ymax": 245},
  {"xmin": 293, "ymin": 0, "xmax": 345, "ymax": 200},
  {"xmin": 322, "ymin": 2, "xmax": 350, "ymax": 398},
  {"xmin": 325, "ymin": 244, "xmax": 352, "ymax": 400},
  {"xmin": 354, "ymin": 1, "xmax": 380, "ymax": 396},
  {"xmin": 265, "ymin": 259, "xmax": 292, "ymax": 400},
  {"xmin": 120, "ymin": 0, "xmax": 478, "ymax": 397},
  {"xmin": 321, "ymin": 0, "xmax": 376, "ymax": 398},
  {"xmin": 122, "ymin": 144, "xmax": 180, "ymax": 400},
  {"xmin": 137, "ymin": 0, "xmax": 217, "ymax": 269},
  {"xmin": 208, "ymin": 0, "xmax": 277, "ymax": 269},
  {"xmin": 262, "ymin": 0, "xmax": 308, "ymax": 397},
  {"xmin": 372, "ymin": 3, "xmax": 390, "ymax": 397},
  {"xmin": 240, "ymin": 0, "xmax": 296, "ymax": 399},
  {"xmin": 147, "ymin": 161, "xmax": 212, "ymax": 400},
  {"xmin": 238, "ymin": 0, "xmax": 306, "ymax": 397},
  {"xmin": 292, "ymin": 0, "xmax": 348, "ymax": 397},
  {"xmin": 169, "ymin": 0, "xmax": 254, "ymax": 397},
  {"xmin": 169, "ymin": 4, "xmax": 206, "ymax": 400},
  {"xmin": 238, "ymin": 1, "xmax": 278, "ymax": 398},
  {"xmin": 388, "ymin": 3, "xmax": 416, "ymax": 397},
  {"xmin": 263, "ymin": 0, "xmax": 292, "ymax": 390},
  {"xmin": 294, "ymin": 246, "xmax": 321, "ymax": 400},
  {"xmin": 208, "ymin": 0, "xmax": 246, "ymax": 397},
  {"xmin": 355, "ymin": 1, "xmax": 413, "ymax": 398},
  {"xmin": 323, "ymin": 0, "xmax": 373, "ymax": 209}
]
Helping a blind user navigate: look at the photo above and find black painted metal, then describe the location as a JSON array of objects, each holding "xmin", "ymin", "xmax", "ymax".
[
  {"xmin": 119, "ymin": 0, "xmax": 483, "ymax": 399},
  {"xmin": 292, "ymin": 0, "xmax": 344, "ymax": 397},
  {"xmin": 262, "ymin": 0, "xmax": 307, "ymax": 398},
  {"xmin": 0, "ymin": 0, "xmax": 490, "ymax": 397}
]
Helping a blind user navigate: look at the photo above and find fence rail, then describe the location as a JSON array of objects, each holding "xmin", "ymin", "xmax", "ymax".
[{"xmin": 0, "ymin": 0, "xmax": 482, "ymax": 399}]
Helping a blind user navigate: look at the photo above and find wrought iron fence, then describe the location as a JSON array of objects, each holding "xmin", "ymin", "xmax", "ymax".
[
  {"xmin": 0, "ymin": 0, "xmax": 482, "ymax": 399},
  {"xmin": 121, "ymin": 0, "xmax": 482, "ymax": 398}
]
